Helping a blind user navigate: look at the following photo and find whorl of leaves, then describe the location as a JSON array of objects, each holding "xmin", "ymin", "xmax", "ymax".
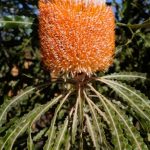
[{"xmin": 0, "ymin": 72, "xmax": 150, "ymax": 150}]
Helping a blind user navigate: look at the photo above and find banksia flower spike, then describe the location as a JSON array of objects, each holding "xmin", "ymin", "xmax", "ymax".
[{"xmin": 39, "ymin": 0, "xmax": 115, "ymax": 76}]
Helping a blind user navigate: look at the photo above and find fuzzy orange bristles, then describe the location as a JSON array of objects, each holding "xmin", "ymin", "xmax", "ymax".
[{"xmin": 39, "ymin": 0, "xmax": 115, "ymax": 76}]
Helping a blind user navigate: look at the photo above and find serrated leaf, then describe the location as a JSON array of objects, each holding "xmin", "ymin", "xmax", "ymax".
[
  {"xmin": 64, "ymin": 133, "xmax": 70, "ymax": 150},
  {"xmin": 44, "ymin": 92, "xmax": 71, "ymax": 150},
  {"xmin": 27, "ymin": 94, "xmax": 63, "ymax": 150},
  {"xmin": 33, "ymin": 128, "xmax": 47, "ymax": 142},
  {"xmin": 101, "ymin": 72, "xmax": 146, "ymax": 81},
  {"xmin": 84, "ymin": 91, "xmax": 112, "ymax": 149},
  {"xmin": 0, "ymin": 16, "xmax": 33, "ymax": 28},
  {"xmin": 85, "ymin": 114, "xmax": 100, "ymax": 150},
  {"xmin": 0, "ymin": 86, "xmax": 36, "ymax": 127},
  {"xmin": 105, "ymin": 79, "xmax": 150, "ymax": 107},
  {"xmin": 89, "ymin": 84, "xmax": 125, "ymax": 150},
  {"xmin": 0, "ymin": 117, "xmax": 19, "ymax": 134},
  {"xmin": 0, "ymin": 95, "xmax": 63, "ymax": 150},
  {"xmin": 87, "ymin": 97, "xmax": 110, "ymax": 124},
  {"xmin": 100, "ymin": 79, "xmax": 150, "ymax": 122},
  {"xmin": 104, "ymin": 96, "xmax": 148, "ymax": 150},
  {"xmin": 71, "ymin": 92, "xmax": 79, "ymax": 144},
  {"xmin": 84, "ymin": 91, "xmax": 102, "ymax": 145},
  {"xmin": 0, "ymin": 106, "xmax": 41, "ymax": 150},
  {"xmin": 27, "ymin": 129, "xmax": 34, "ymax": 150},
  {"xmin": 89, "ymin": 84, "xmax": 148, "ymax": 150},
  {"xmin": 52, "ymin": 117, "xmax": 69, "ymax": 150}
]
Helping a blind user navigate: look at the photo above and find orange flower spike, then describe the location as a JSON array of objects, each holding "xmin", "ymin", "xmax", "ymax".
[{"xmin": 39, "ymin": 0, "xmax": 115, "ymax": 76}]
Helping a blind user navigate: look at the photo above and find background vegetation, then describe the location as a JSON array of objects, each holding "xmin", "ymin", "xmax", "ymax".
[{"xmin": 0, "ymin": 0, "xmax": 150, "ymax": 149}]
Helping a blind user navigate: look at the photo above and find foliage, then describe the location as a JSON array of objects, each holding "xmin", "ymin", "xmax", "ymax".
[{"xmin": 0, "ymin": 0, "xmax": 150, "ymax": 149}]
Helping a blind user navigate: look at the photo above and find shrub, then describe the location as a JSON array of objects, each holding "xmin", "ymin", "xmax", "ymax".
[{"xmin": 0, "ymin": 0, "xmax": 150, "ymax": 149}]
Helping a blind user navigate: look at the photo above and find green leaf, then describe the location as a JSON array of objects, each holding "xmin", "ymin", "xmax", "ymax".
[
  {"xmin": 0, "ymin": 95, "xmax": 63, "ymax": 150},
  {"xmin": 27, "ymin": 128, "xmax": 34, "ymax": 150},
  {"xmin": 33, "ymin": 128, "xmax": 47, "ymax": 142},
  {"xmin": 71, "ymin": 91, "xmax": 79, "ymax": 144},
  {"xmin": 84, "ymin": 91, "xmax": 102, "ymax": 145},
  {"xmin": 0, "ymin": 106, "xmax": 41, "ymax": 150},
  {"xmin": 64, "ymin": 133, "xmax": 70, "ymax": 150},
  {"xmin": 89, "ymin": 85, "xmax": 148, "ymax": 150},
  {"xmin": 27, "ymin": 94, "xmax": 63, "ymax": 150},
  {"xmin": 44, "ymin": 92, "xmax": 71, "ymax": 150},
  {"xmin": 104, "ymin": 96, "xmax": 148, "ymax": 150},
  {"xmin": 84, "ymin": 91, "xmax": 112, "ymax": 149},
  {"xmin": 101, "ymin": 72, "xmax": 146, "ymax": 81},
  {"xmin": 0, "ymin": 86, "xmax": 36, "ymax": 127},
  {"xmin": 100, "ymin": 79, "xmax": 150, "ymax": 122},
  {"xmin": 89, "ymin": 84, "xmax": 126, "ymax": 150},
  {"xmin": 0, "ymin": 16, "xmax": 34, "ymax": 28},
  {"xmin": 85, "ymin": 114, "xmax": 100, "ymax": 150},
  {"xmin": 52, "ymin": 117, "xmax": 69, "ymax": 150},
  {"xmin": 117, "ymin": 19, "xmax": 150, "ymax": 29},
  {"xmin": 87, "ymin": 97, "xmax": 109, "ymax": 124},
  {"xmin": 0, "ymin": 117, "xmax": 19, "ymax": 134}
]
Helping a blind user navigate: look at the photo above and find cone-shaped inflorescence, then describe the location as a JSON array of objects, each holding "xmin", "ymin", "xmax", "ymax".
[{"xmin": 39, "ymin": 0, "xmax": 115, "ymax": 76}]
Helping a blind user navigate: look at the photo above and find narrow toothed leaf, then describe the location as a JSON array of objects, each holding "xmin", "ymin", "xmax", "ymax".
[
  {"xmin": 0, "ymin": 86, "xmax": 36, "ymax": 127},
  {"xmin": 27, "ymin": 94, "xmax": 63, "ymax": 150},
  {"xmin": 85, "ymin": 114, "xmax": 100, "ymax": 150},
  {"xmin": 100, "ymin": 79, "xmax": 150, "ymax": 122},
  {"xmin": 64, "ymin": 133, "xmax": 70, "ymax": 150},
  {"xmin": 101, "ymin": 72, "xmax": 146, "ymax": 81},
  {"xmin": 71, "ymin": 93, "xmax": 79, "ymax": 144},
  {"xmin": 33, "ymin": 128, "xmax": 47, "ymax": 142},
  {"xmin": 52, "ymin": 117, "xmax": 69, "ymax": 150},
  {"xmin": 89, "ymin": 85, "xmax": 148, "ymax": 150},
  {"xmin": 104, "ymin": 97, "xmax": 148, "ymax": 150},
  {"xmin": 0, "ymin": 106, "xmax": 41, "ymax": 150},
  {"xmin": 44, "ymin": 92, "xmax": 71, "ymax": 150},
  {"xmin": 0, "ymin": 16, "xmax": 33, "ymax": 28},
  {"xmin": 84, "ymin": 91, "xmax": 102, "ymax": 145},
  {"xmin": 1, "ymin": 95, "xmax": 63, "ymax": 150},
  {"xmin": 89, "ymin": 85, "xmax": 128, "ymax": 150}
]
